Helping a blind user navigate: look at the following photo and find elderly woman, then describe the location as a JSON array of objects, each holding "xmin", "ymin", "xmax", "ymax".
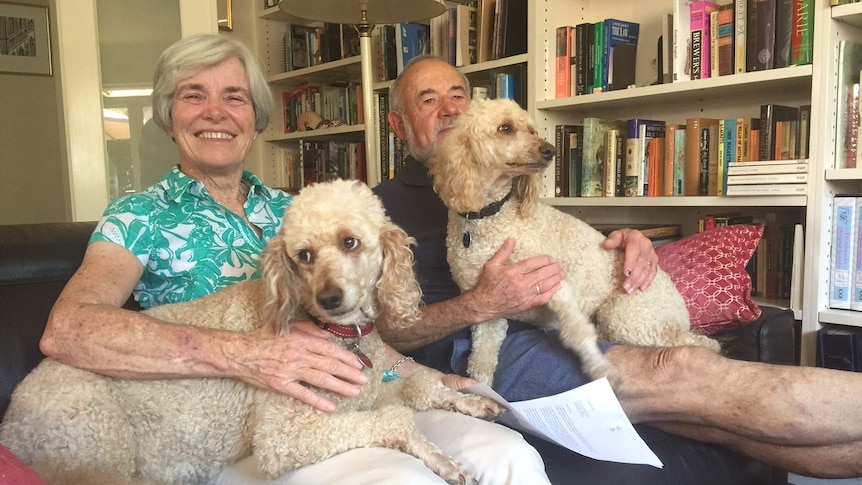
[{"xmin": 40, "ymin": 34, "xmax": 548, "ymax": 484}]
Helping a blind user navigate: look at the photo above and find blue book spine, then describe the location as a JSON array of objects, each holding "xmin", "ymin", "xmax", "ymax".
[
  {"xmin": 831, "ymin": 197, "xmax": 857, "ymax": 309},
  {"xmin": 603, "ymin": 19, "xmax": 640, "ymax": 92}
]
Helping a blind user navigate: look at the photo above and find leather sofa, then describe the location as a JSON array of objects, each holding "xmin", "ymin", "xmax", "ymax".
[{"xmin": 0, "ymin": 222, "xmax": 797, "ymax": 484}]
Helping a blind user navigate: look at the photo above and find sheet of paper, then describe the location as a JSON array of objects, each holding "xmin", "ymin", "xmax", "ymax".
[{"xmin": 465, "ymin": 378, "xmax": 663, "ymax": 468}]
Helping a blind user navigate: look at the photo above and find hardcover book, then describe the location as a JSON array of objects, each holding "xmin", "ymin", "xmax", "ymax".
[
  {"xmin": 664, "ymin": 124, "xmax": 685, "ymax": 196},
  {"xmin": 716, "ymin": 5, "xmax": 734, "ymax": 76},
  {"xmin": 684, "ymin": 117, "xmax": 718, "ymax": 195},
  {"xmin": 689, "ymin": 1, "xmax": 718, "ymax": 79},
  {"xmin": 791, "ymin": 0, "xmax": 813, "ymax": 65},
  {"xmin": 554, "ymin": 124, "xmax": 581, "ymax": 196},
  {"xmin": 751, "ymin": 0, "xmax": 777, "ymax": 71},
  {"xmin": 625, "ymin": 119, "xmax": 664, "ymax": 197},
  {"xmin": 673, "ymin": 0, "xmax": 696, "ymax": 82},
  {"xmin": 603, "ymin": 19, "xmax": 640, "ymax": 91},
  {"xmin": 556, "ymin": 26, "xmax": 574, "ymax": 98}
]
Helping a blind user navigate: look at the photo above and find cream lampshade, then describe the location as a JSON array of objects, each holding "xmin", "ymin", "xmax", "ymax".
[{"xmin": 278, "ymin": 0, "xmax": 446, "ymax": 186}]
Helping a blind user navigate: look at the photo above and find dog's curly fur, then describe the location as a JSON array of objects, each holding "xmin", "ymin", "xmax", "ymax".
[
  {"xmin": 0, "ymin": 179, "xmax": 504, "ymax": 485},
  {"xmin": 428, "ymin": 98, "xmax": 720, "ymax": 388}
]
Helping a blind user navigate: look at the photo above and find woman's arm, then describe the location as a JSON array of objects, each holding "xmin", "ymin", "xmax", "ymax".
[{"xmin": 42, "ymin": 241, "xmax": 369, "ymax": 412}]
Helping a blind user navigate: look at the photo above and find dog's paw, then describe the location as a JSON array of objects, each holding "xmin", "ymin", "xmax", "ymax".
[
  {"xmin": 449, "ymin": 394, "xmax": 507, "ymax": 419},
  {"xmin": 426, "ymin": 451, "xmax": 476, "ymax": 485}
]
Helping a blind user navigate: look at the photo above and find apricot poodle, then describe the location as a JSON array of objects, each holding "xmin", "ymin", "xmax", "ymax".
[
  {"xmin": 428, "ymin": 98, "xmax": 720, "ymax": 388},
  {"xmin": 0, "ymin": 179, "xmax": 503, "ymax": 485}
]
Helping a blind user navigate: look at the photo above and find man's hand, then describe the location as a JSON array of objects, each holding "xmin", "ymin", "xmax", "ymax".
[
  {"xmin": 466, "ymin": 238, "xmax": 564, "ymax": 322},
  {"xmin": 233, "ymin": 320, "xmax": 368, "ymax": 413},
  {"xmin": 602, "ymin": 228, "xmax": 658, "ymax": 293}
]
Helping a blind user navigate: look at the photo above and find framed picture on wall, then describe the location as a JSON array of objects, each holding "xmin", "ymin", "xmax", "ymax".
[{"xmin": 0, "ymin": 2, "xmax": 51, "ymax": 76}]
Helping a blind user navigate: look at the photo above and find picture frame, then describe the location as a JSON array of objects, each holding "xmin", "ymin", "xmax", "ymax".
[
  {"xmin": 217, "ymin": 0, "xmax": 233, "ymax": 31},
  {"xmin": 0, "ymin": 2, "xmax": 51, "ymax": 76}
]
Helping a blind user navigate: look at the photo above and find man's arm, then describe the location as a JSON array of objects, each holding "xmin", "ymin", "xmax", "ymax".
[{"xmin": 379, "ymin": 239, "xmax": 564, "ymax": 350}]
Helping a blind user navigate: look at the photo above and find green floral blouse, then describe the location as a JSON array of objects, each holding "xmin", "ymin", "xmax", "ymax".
[{"xmin": 90, "ymin": 167, "xmax": 291, "ymax": 308}]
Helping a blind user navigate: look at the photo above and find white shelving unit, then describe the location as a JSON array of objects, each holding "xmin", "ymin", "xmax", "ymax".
[{"xmin": 246, "ymin": 1, "xmax": 862, "ymax": 364}]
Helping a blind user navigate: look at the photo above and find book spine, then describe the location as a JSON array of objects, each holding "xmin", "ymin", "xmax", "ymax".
[
  {"xmin": 604, "ymin": 129, "xmax": 620, "ymax": 197},
  {"xmin": 555, "ymin": 26, "xmax": 573, "ymax": 99},
  {"xmin": 717, "ymin": 6, "xmax": 734, "ymax": 76},
  {"xmin": 568, "ymin": 130, "xmax": 583, "ymax": 197},
  {"xmin": 690, "ymin": 2, "xmax": 717, "ymax": 79},
  {"xmin": 614, "ymin": 131, "xmax": 626, "ymax": 197},
  {"xmin": 852, "ymin": 198, "xmax": 862, "ymax": 311},
  {"xmin": 727, "ymin": 160, "xmax": 808, "ymax": 175},
  {"xmin": 673, "ymin": 0, "xmax": 693, "ymax": 82},
  {"xmin": 724, "ymin": 183, "xmax": 807, "ymax": 195},
  {"xmin": 673, "ymin": 129, "xmax": 686, "ymax": 195},
  {"xmin": 624, "ymin": 136, "xmax": 641, "ymax": 196},
  {"xmin": 555, "ymin": 125, "xmax": 565, "ymax": 196},
  {"xmin": 726, "ymin": 172, "xmax": 809, "ymax": 184},
  {"xmin": 792, "ymin": 0, "xmax": 812, "ymax": 65},
  {"xmin": 593, "ymin": 22, "xmax": 605, "ymax": 93},
  {"xmin": 735, "ymin": 0, "xmax": 747, "ymax": 73},
  {"xmin": 846, "ymin": 84, "xmax": 860, "ymax": 169},
  {"xmin": 831, "ymin": 197, "xmax": 857, "ymax": 310},
  {"xmin": 575, "ymin": 24, "xmax": 589, "ymax": 95},
  {"xmin": 753, "ymin": 0, "xmax": 777, "ymax": 71},
  {"xmin": 774, "ymin": 0, "xmax": 794, "ymax": 69},
  {"xmin": 710, "ymin": 9, "xmax": 720, "ymax": 77}
]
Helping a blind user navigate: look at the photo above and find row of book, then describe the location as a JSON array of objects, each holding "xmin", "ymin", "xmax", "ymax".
[
  {"xmin": 555, "ymin": 19, "xmax": 640, "ymax": 98},
  {"xmin": 282, "ymin": 22, "xmax": 361, "ymax": 72},
  {"xmin": 274, "ymin": 140, "xmax": 368, "ymax": 193},
  {"xmin": 552, "ymin": 103, "xmax": 811, "ymax": 198},
  {"xmin": 429, "ymin": 0, "xmax": 527, "ymax": 69},
  {"xmin": 280, "ymin": 83, "xmax": 363, "ymax": 134},
  {"xmin": 671, "ymin": 0, "xmax": 813, "ymax": 83},
  {"xmin": 830, "ymin": 197, "xmax": 862, "ymax": 312}
]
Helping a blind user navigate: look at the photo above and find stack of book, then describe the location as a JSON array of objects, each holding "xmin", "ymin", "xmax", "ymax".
[
  {"xmin": 724, "ymin": 159, "xmax": 809, "ymax": 196},
  {"xmin": 555, "ymin": 18, "xmax": 640, "ymax": 98}
]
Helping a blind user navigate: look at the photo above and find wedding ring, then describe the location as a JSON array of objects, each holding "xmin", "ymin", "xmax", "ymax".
[{"xmin": 535, "ymin": 284, "xmax": 541, "ymax": 295}]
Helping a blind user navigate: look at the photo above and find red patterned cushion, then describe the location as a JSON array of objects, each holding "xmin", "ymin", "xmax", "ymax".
[
  {"xmin": 0, "ymin": 444, "xmax": 46, "ymax": 485},
  {"xmin": 655, "ymin": 225, "xmax": 763, "ymax": 334}
]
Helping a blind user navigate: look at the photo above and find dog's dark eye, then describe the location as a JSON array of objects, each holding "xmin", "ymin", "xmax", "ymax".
[
  {"xmin": 343, "ymin": 237, "xmax": 360, "ymax": 251},
  {"xmin": 297, "ymin": 250, "xmax": 313, "ymax": 263},
  {"xmin": 498, "ymin": 123, "xmax": 513, "ymax": 134}
]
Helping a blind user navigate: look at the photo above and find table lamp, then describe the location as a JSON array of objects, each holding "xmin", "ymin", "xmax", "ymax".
[{"xmin": 278, "ymin": 0, "xmax": 446, "ymax": 186}]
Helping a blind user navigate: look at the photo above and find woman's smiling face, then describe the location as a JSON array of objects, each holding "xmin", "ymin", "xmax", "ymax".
[{"xmin": 169, "ymin": 56, "xmax": 257, "ymax": 173}]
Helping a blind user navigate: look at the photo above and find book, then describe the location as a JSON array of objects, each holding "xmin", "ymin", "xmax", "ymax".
[
  {"xmin": 660, "ymin": 13, "xmax": 674, "ymax": 83},
  {"xmin": 751, "ymin": 0, "xmax": 777, "ymax": 71},
  {"xmin": 455, "ymin": 5, "xmax": 477, "ymax": 67},
  {"xmin": 582, "ymin": 118, "xmax": 626, "ymax": 197},
  {"xmin": 603, "ymin": 129, "xmax": 622, "ymax": 197},
  {"xmin": 664, "ymin": 124, "xmax": 685, "ymax": 196},
  {"xmin": 791, "ymin": 0, "xmax": 813, "ymax": 65},
  {"xmin": 774, "ymin": 0, "xmax": 794, "ymax": 68},
  {"xmin": 726, "ymin": 159, "xmax": 809, "ymax": 175},
  {"xmin": 625, "ymin": 119, "xmax": 665, "ymax": 196},
  {"xmin": 555, "ymin": 26, "xmax": 574, "ymax": 98},
  {"xmin": 396, "ymin": 22, "xmax": 431, "ymax": 74},
  {"xmin": 574, "ymin": 23, "xmax": 590, "ymax": 95},
  {"xmin": 830, "ymin": 197, "xmax": 858, "ymax": 310},
  {"xmin": 501, "ymin": 0, "xmax": 528, "ymax": 57},
  {"xmin": 554, "ymin": 124, "xmax": 580, "ymax": 196},
  {"xmin": 684, "ymin": 117, "xmax": 718, "ymax": 195},
  {"xmin": 476, "ymin": 0, "xmax": 496, "ymax": 63},
  {"xmin": 706, "ymin": 124, "xmax": 720, "ymax": 195},
  {"xmin": 673, "ymin": 127, "xmax": 687, "ymax": 195},
  {"xmin": 689, "ymin": 1, "xmax": 718, "ymax": 79},
  {"xmin": 790, "ymin": 223, "xmax": 804, "ymax": 311},
  {"xmin": 853, "ymin": 198, "xmax": 862, "ymax": 311},
  {"xmin": 726, "ymin": 172, "xmax": 809, "ymax": 184},
  {"xmin": 759, "ymin": 104, "xmax": 798, "ymax": 162},
  {"xmin": 734, "ymin": 0, "xmax": 748, "ymax": 74},
  {"xmin": 566, "ymin": 129, "xmax": 585, "ymax": 197},
  {"xmin": 716, "ymin": 4, "xmax": 734, "ymax": 76},
  {"xmin": 673, "ymin": 0, "xmax": 695, "ymax": 82},
  {"xmin": 603, "ymin": 19, "xmax": 640, "ymax": 91},
  {"xmin": 724, "ymin": 183, "xmax": 807, "ymax": 196},
  {"xmin": 836, "ymin": 42, "xmax": 862, "ymax": 168},
  {"xmin": 592, "ymin": 21, "xmax": 605, "ymax": 93}
]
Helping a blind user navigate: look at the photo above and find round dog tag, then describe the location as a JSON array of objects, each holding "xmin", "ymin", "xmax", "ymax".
[{"xmin": 354, "ymin": 349, "xmax": 373, "ymax": 369}]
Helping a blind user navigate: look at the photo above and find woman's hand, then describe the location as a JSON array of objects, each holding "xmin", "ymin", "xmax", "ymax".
[
  {"xmin": 234, "ymin": 320, "xmax": 368, "ymax": 413},
  {"xmin": 602, "ymin": 228, "xmax": 659, "ymax": 293}
]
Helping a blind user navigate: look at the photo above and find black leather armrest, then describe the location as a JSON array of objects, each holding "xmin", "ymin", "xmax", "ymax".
[{"xmin": 714, "ymin": 306, "xmax": 798, "ymax": 366}]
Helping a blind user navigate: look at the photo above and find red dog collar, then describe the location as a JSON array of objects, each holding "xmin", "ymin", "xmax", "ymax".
[{"xmin": 316, "ymin": 321, "xmax": 375, "ymax": 339}]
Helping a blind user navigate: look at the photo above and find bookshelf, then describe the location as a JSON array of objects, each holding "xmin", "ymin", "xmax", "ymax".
[
  {"xmin": 811, "ymin": 3, "xmax": 862, "ymax": 350},
  {"xmin": 245, "ymin": 0, "xmax": 859, "ymax": 365},
  {"xmin": 526, "ymin": 0, "xmax": 823, "ymax": 363}
]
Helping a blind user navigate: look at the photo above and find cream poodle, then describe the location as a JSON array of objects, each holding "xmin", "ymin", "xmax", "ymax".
[
  {"xmin": 428, "ymin": 98, "xmax": 720, "ymax": 388},
  {"xmin": 0, "ymin": 179, "xmax": 503, "ymax": 485}
]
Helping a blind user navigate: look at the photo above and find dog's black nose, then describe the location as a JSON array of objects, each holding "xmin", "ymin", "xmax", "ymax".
[
  {"xmin": 539, "ymin": 141, "xmax": 555, "ymax": 161},
  {"xmin": 317, "ymin": 288, "xmax": 343, "ymax": 310}
]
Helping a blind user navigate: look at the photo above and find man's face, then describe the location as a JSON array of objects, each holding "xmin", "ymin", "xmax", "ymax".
[{"xmin": 391, "ymin": 60, "xmax": 469, "ymax": 162}]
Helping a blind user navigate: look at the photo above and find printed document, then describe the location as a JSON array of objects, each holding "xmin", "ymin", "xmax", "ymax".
[{"xmin": 465, "ymin": 378, "xmax": 663, "ymax": 468}]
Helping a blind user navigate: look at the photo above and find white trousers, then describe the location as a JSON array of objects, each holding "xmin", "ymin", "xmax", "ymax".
[{"xmin": 209, "ymin": 410, "xmax": 550, "ymax": 485}]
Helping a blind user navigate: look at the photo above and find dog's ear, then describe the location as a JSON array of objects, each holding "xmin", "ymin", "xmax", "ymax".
[
  {"xmin": 259, "ymin": 233, "xmax": 300, "ymax": 336},
  {"xmin": 376, "ymin": 221, "xmax": 421, "ymax": 328},
  {"xmin": 512, "ymin": 173, "xmax": 541, "ymax": 217},
  {"xmin": 431, "ymin": 128, "xmax": 486, "ymax": 213}
]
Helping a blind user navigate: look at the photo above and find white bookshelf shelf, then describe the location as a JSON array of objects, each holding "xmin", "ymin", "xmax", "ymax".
[
  {"xmin": 264, "ymin": 124, "xmax": 365, "ymax": 143},
  {"xmin": 819, "ymin": 308, "xmax": 862, "ymax": 328},
  {"xmin": 543, "ymin": 195, "xmax": 807, "ymax": 208}
]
